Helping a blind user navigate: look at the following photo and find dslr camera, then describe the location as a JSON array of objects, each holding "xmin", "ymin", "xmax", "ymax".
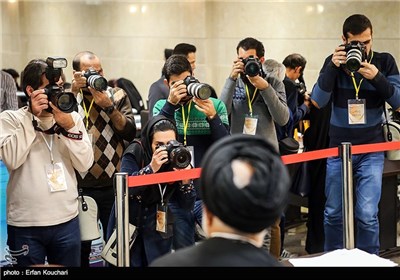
[
  {"xmin": 295, "ymin": 82, "xmax": 307, "ymax": 96},
  {"xmin": 183, "ymin": 76, "xmax": 212, "ymax": 100},
  {"xmin": 84, "ymin": 69, "xmax": 108, "ymax": 91},
  {"xmin": 343, "ymin": 41, "xmax": 367, "ymax": 72},
  {"xmin": 241, "ymin": 55, "xmax": 265, "ymax": 77},
  {"xmin": 157, "ymin": 140, "xmax": 192, "ymax": 169},
  {"xmin": 44, "ymin": 57, "xmax": 77, "ymax": 113}
]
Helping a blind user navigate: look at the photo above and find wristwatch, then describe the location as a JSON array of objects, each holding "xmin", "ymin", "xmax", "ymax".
[{"xmin": 104, "ymin": 105, "xmax": 115, "ymax": 115}]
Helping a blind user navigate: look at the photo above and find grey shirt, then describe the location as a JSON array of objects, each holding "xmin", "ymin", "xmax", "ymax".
[{"xmin": 220, "ymin": 75, "xmax": 289, "ymax": 151}]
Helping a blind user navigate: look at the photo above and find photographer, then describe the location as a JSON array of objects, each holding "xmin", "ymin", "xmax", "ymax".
[
  {"xmin": 71, "ymin": 51, "xmax": 136, "ymax": 267},
  {"xmin": 153, "ymin": 54, "xmax": 230, "ymax": 250},
  {"xmin": 106, "ymin": 115, "xmax": 196, "ymax": 267},
  {"xmin": 220, "ymin": 37, "xmax": 289, "ymax": 153},
  {"xmin": 311, "ymin": 14, "xmax": 400, "ymax": 255},
  {"xmin": 0, "ymin": 58, "xmax": 93, "ymax": 266},
  {"xmin": 281, "ymin": 53, "xmax": 311, "ymax": 139}
]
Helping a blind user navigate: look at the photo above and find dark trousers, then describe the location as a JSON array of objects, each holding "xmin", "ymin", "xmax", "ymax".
[{"xmin": 80, "ymin": 186, "xmax": 114, "ymax": 267}]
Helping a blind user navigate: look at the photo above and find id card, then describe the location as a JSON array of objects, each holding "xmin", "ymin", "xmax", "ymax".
[
  {"xmin": 243, "ymin": 114, "xmax": 258, "ymax": 135},
  {"xmin": 46, "ymin": 162, "xmax": 67, "ymax": 192},
  {"xmin": 348, "ymin": 99, "xmax": 366, "ymax": 124},
  {"xmin": 156, "ymin": 204, "xmax": 167, "ymax": 233}
]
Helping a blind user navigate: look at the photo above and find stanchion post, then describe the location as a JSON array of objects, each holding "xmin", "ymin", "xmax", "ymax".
[
  {"xmin": 114, "ymin": 172, "xmax": 129, "ymax": 267},
  {"xmin": 340, "ymin": 142, "xmax": 355, "ymax": 249}
]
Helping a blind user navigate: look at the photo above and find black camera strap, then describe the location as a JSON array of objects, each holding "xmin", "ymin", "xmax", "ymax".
[{"xmin": 33, "ymin": 121, "xmax": 83, "ymax": 140}]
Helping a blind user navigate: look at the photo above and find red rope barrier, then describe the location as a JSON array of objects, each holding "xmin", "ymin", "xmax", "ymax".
[{"xmin": 126, "ymin": 141, "xmax": 400, "ymax": 187}]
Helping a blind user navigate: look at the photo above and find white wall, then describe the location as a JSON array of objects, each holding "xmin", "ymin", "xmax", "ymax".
[{"xmin": 2, "ymin": 0, "xmax": 399, "ymax": 105}]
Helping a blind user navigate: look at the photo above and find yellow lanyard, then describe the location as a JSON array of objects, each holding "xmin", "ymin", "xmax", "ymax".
[
  {"xmin": 181, "ymin": 100, "xmax": 192, "ymax": 146},
  {"xmin": 350, "ymin": 51, "xmax": 374, "ymax": 99},
  {"xmin": 245, "ymin": 84, "xmax": 258, "ymax": 116},
  {"xmin": 81, "ymin": 90, "xmax": 95, "ymax": 129}
]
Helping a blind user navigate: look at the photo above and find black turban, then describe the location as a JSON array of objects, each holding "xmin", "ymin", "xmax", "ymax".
[{"xmin": 200, "ymin": 134, "xmax": 290, "ymax": 233}]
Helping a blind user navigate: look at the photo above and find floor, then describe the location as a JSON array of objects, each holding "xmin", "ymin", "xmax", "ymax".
[{"xmin": 281, "ymin": 208, "xmax": 400, "ymax": 266}]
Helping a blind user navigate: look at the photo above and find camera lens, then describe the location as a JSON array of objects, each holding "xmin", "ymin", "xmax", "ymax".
[
  {"xmin": 187, "ymin": 83, "xmax": 212, "ymax": 100},
  {"xmin": 170, "ymin": 146, "xmax": 191, "ymax": 169},
  {"xmin": 56, "ymin": 92, "xmax": 77, "ymax": 113},
  {"xmin": 245, "ymin": 61, "xmax": 261, "ymax": 77},
  {"xmin": 87, "ymin": 75, "xmax": 108, "ymax": 91},
  {"xmin": 45, "ymin": 86, "xmax": 77, "ymax": 113},
  {"xmin": 346, "ymin": 48, "xmax": 363, "ymax": 72}
]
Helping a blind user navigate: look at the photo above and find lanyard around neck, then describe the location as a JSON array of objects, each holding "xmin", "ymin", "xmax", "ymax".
[
  {"xmin": 245, "ymin": 84, "xmax": 258, "ymax": 116},
  {"xmin": 158, "ymin": 183, "xmax": 167, "ymax": 206},
  {"xmin": 41, "ymin": 133, "xmax": 54, "ymax": 164},
  {"xmin": 350, "ymin": 51, "xmax": 374, "ymax": 99},
  {"xmin": 181, "ymin": 100, "xmax": 192, "ymax": 146},
  {"xmin": 81, "ymin": 89, "xmax": 95, "ymax": 129}
]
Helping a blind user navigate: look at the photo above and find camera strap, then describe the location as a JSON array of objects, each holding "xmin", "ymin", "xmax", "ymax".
[{"xmin": 33, "ymin": 122, "xmax": 83, "ymax": 140}]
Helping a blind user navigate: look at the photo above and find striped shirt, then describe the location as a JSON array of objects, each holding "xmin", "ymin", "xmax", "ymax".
[{"xmin": 0, "ymin": 71, "xmax": 18, "ymax": 112}]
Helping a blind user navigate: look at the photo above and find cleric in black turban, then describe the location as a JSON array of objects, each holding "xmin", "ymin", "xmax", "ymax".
[
  {"xmin": 151, "ymin": 134, "xmax": 291, "ymax": 267},
  {"xmin": 200, "ymin": 134, "xmax": 290, "ymax": 233}
]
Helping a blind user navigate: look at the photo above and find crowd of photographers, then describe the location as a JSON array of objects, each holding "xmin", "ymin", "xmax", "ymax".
[{"xmin": 1, "ymin": 13, "xmax": 400, "ymax": 267}]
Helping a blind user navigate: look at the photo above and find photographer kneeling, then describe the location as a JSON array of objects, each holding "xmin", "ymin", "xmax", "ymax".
[{"xmin": 105, "ymin": 115, "xmax": 196, "ymax": 267}]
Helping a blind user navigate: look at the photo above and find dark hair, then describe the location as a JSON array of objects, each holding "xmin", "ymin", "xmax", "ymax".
[
  {"xmin": 236, "ymin": 37, "xmax": 265, "ymax": 58},
  {"xmin": 282, "ymin": 53, "xmax": 307, "ymax": 73},
  {"xmin": 173, "ymin": 43, "xmax": 196, "ymax": 57},
  {"xmin": 72, "ymin": 50, "xmax": 96, "ymax": 71},
  {"xmin": 2, "ymin": 68, "xmax": 19, "ymax": 79},
  {"xmin": 164, "ymin": 48, "xmax": 174, "ymax": 60},
  {"xmin": 150, "ymin": 119, "xmax": 178, "ymax": 142},
  {"xmin": 162, "ymin": 54, "xmax": 192, "ymax": 82},
  {"xmin": 343, "ymin": 14, "xmax": 373, "ymax": 39},
  {"xmin": 21, "ymin": 59, "xmax": 47, "ymax": 94}
]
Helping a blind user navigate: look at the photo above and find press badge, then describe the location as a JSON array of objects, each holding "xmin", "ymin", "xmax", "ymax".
[
  {"xmin": 46, "ymin": 162, "xmax": 67, "ymax": 192},
  {"xmin": 156, "ymin": 204, "xmax": 167, "ymax": 233},
  {"xmin": 243, "ymin": 114, "xmax": 258, "ymax": 135},
  {"xmin": 348, "ymin": 99, "xmax": 366, "ymax": 125}
]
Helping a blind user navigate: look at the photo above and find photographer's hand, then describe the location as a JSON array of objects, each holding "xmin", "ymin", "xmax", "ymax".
[
  {"xmin": 167, "ymin": 80, "xmax": 187, "ymax": 105},
  {"xmin": 192, "ymin": 97, "xmax": 217, "ymax": 120},
  {"xmin": 49, "ymin": 102, "xmax": 75, "ymax": 131},
  {"xmin": 230, "ymin": 58, "xmax": 244, "ymax": 80},
  {"xmin": 29, "ymin": 89, "xmax": 49, "ymax": 117},
  {"xmin": 150, "ymin": 146, "xmax": 169, "ymax": 173},
  {"xmin": 247, "ymin": 75, "xmax": 269, "ymax": 91},
  {"xmin": 71, "ymin": 71, "xmax": 87, "ymax": 95},
  {"xmin": 88, "ymin": 87, "xmax": 113, "ymax": 109},
  {"xmin": 332, "ymin": 45, "xmax": 347, "ymax": 68},
  {"xmin": 358, "ymin": 61, "xmax": 378, "ymax": 80}
]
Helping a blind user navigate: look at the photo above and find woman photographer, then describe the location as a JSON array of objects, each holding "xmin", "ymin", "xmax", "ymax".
[{"xmin": 106, "ymin": 115, "xmax": 196, "ymax": 267}]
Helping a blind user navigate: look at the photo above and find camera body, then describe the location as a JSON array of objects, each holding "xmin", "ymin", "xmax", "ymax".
[
  {"xmin": 295, "ymin": 82, "xmax": 307, "ymax": 96},
  {"xmin": 83, "ymin": 69, "xmax": 108, "ymax": 92},
  {"xmin": 343, "ymin": 41, "xmax": 367, "ymax": 72},
  {"xmin": 183, "ymin": 76, "xmax": 212, "ymax": 100},
  {"xmin": 44, "ymin": 57, "xmax": 77, "ymax": 113},
  {"xmin": 241, "ymin": 55, "xmax": 265, "ymax": 77},
  {"xmin": 157, "ymin": 140, "xmax": 192, "ymax": 169}
]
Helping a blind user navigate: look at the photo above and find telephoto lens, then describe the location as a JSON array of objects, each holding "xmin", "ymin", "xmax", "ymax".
[
  {"xmin": 84, "ymin": 69, "xmax": 108, "ymax": 91},
  {"xmin": 343, "ymin": 41, "xmax": 367, "ymax": 72},
  {"xmin": 183, "ymin": 76, "xmax": 212, "ymax": 100}
]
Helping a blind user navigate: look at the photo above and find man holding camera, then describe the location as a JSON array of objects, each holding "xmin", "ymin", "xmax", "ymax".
[
  {"xmin": 220, "ymin": 37, "xmax": 289, "ymax": 153},
  {"xmin": 311, "ymin": 14, "xmax": 400, "ymax": 255},
  {"xmin": 0, "ymin": 58, "xmax": 94, "ymax": 266},
  {"xmin": 71, "ymin": 51, "xmax": 136, "ymax": 267},
  {"xmin": 153, "ymin": 54, "xmax": 230, "ymax": 250}
]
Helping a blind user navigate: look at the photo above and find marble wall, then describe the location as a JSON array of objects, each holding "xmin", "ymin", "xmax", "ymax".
[{"xmin": 2, "ymin": 0, "xmax": 399, "ymax": 104}]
